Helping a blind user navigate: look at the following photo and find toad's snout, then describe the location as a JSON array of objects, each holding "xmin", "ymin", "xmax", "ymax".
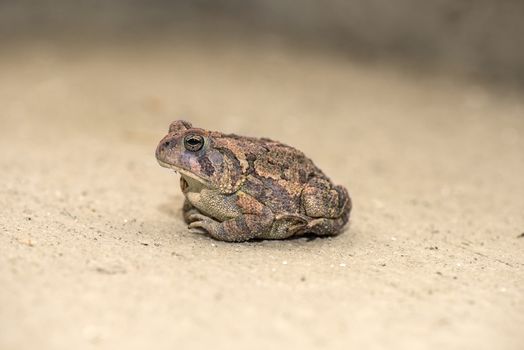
[{"xmin": 156, "ymin": 136, "xmax": 176, "ymax": 167}]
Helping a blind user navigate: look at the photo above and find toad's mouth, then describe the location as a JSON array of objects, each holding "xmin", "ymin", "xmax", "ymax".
[{"xmin": 157, "ymin": 158, "xmax": 215, "ymax": 190}]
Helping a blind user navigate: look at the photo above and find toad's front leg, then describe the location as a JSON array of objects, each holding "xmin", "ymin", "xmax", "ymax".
[
  {"xmin": 188, "ymin": 200, "xmax": 274, "ymax": 242},
  {"xmin": 182, "ymin": 198, "xmax": 202, "ymax": 224}
]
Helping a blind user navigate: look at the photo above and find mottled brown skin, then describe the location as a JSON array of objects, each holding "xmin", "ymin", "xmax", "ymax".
[{"xmin": 156, "ymin": 120, "xmax": 352, "ymax": 242}]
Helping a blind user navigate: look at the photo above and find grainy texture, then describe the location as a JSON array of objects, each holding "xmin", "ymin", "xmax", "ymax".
[{"xmin": 1, "ymin": 38, "xmax": 523, "ymax": 350}]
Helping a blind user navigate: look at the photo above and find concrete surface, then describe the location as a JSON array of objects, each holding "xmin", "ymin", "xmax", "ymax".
[{"xmin": 1, "ymin": 38, "xmax": 523, "ymax": 350}]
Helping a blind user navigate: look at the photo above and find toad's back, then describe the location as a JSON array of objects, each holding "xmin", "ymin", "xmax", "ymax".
[{"xmin": 213, "ymin": 134, "xmax": 334, "ymax": 215}]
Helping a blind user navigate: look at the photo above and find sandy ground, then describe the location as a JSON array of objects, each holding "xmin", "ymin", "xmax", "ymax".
[{"xmin": 1, "ymin": 38, "xmax": 523, "ymax": 350}]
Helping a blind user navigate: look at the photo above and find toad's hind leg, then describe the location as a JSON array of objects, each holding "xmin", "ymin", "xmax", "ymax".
[
  {"xmin": 188, "ymin": 211, "xmax": 274, "ymax": 242},
  {"xmin": 301, "ymin": 179, "xmax": 352, "ymax": 236},
  {"xmin": 303, "ymin": 215, "xmax": 349, "ymax": 236}
]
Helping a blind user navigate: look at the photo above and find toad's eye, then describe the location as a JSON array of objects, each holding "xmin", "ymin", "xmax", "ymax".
[{"xmin": 184, "ymin": 134, "xmax": 205, "ymax": 152}]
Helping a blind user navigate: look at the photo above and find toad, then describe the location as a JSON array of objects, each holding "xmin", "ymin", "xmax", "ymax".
[{"xmin": 156, "ymin": 120, "xmax": 351, "ymax": 242}]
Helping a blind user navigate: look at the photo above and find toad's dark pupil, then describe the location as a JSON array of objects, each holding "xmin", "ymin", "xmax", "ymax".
[{"xmin": 184, "ymin": 135, "xmax": 204, "ymax": 151}]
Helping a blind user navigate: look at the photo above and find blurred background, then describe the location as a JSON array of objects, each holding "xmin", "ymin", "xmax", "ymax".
[
  {"xmin": 1, "ymin": 2, "xmax": 523, "ymax": 350},
  {"xmin": 2, "ymin": 0, "xmax": 524, "ymax": 85}
]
